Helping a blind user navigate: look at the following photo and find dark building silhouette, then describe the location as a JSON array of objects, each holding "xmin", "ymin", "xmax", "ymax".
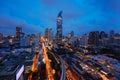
[
  {"xmin": 15, "ymin": 27, "xmax": 25, "ymax": 47},
  {"xmin": 88, "ymin": 31, "xmax": 99, "ymax": 46},
  {"xmin": 16, "ymin": 27, "xmax": 22, "ymax": 40},
  {"xmin": 109, "ymin": 30, "xmax": 115, "ymax": 44},
  {"xmin": 44, "ymin": 28, "xmax": 54, "ymax": 41},
  {"xmin": 99, "ymin": 31, "xmax": 107, "ymax": 39},
  {"xmin": 56, "ymin": 11, "xmax": 63, "ymax": 44},
  {"xmin": 70, "ymin": 31, "xmax": 74, "ymax": 37},
  {"xmin": 44, "ymin": 28, "xmax": 49, "ymax": 39},
  {"xmin": 0, "ymin": 33, "xmax": 3, "ymax": 41}
]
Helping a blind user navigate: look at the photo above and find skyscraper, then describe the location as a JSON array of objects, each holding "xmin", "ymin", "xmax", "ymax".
[
  {"xmin": 99, "ymin": 31, "xmax": 106, "ymax": 39},
  {"xmin": 44, "ymin": 28, "xmax": 54, "ymax": 42},
  {"xmin": 45, "ymin": 28, "xmax": 49, "ymax": 39},
  {"xmin": 0, "ymin": 33, "xmax": 3, "ymax": 42},
  {"xmin": 49, "ymin": 28, "xmax": 54, "ymax": 42},
  {"xmin": 56, "ymin": 11, "xmax": 63, "ymax": 44},
  {"xmin": 16, "ymin": 27, "xmax": 22, "ymax": 40},
  {"xmin": 88, "ymin": 31, "xmax": 99, "ymax": 46},
  {"xmin": 99, "ymin": 31, "xmax": 108, "ymax": 46},
  {"xmin": 80, "ymin": 34, "xmax": 88, "ymax": 47},
  {"xmin": 109, "ymin": 30, "xmax": 115, "ymax": 44},
  {"xmin": 70, "ymin": 31, "xmax": 74, "ymax": 37}
]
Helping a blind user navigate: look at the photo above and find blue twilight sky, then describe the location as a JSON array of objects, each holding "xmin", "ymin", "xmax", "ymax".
[{"xmin": 0, "ymin": 0, "xmax": 120, "ymax": 35}]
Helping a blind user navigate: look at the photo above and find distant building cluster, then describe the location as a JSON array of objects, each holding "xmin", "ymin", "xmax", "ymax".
[
  {"xmin": 0, "ymin": 11, "xmax": 120, "ymax": 50},
  {"xmin": 44, "ymin": 28, "xmax": 54, "ymax": 42},
  {"xmin": 88, "ymin": 30, "xmax": 120, "ymax": 47},
  {"xmin": 0, "ymin": 27, "xmax": 41, "ymax": 54},
  {"xmin": 0, "ymin": 11, "xmax": 120, "ymax": 80}
]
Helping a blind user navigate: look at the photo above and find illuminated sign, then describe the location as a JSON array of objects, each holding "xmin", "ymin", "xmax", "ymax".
[{"xmin": 16, "ymin": 65, "xmax": 24, "ymax": 80}]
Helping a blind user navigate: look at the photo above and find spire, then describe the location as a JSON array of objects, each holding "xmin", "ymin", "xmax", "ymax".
[{"xmin": 58, "ymin": 11, "xmax": 63, "ymax": 17}]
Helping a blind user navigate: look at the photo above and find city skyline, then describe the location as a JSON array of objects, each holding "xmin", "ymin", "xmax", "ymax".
[
  {"xmin": 0, "ymin": 1, "xmax": 120, "ymax": 80},
  {"xmin": 0, "ymin": 0, "xmax": 120, "ymax": 35}
]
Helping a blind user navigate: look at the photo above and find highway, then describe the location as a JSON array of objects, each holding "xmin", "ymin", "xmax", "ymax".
[
  {"xmin": 41, "ymin": 37, "xmax": 54, "ymax": 80},
  {"xmin": 41, "ymin": 37, "xmax": 66, "ymax": 80},
  {"xmin": 26, "ymin": 37, "xmax": 119, "ymax": 80}
]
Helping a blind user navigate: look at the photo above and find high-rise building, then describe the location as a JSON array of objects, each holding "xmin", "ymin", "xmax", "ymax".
[
  {"xmin": 0, "ymin": 33, "xmax": 3, "ymax": 43},
  {"xmin": 80, "ymin": 34, "xmax": 88, "ymax": 47},
  {"xmin": 114, "ymin": 33, "xmax": 120, "ymax": 45},
  {"xmin": 99, "ymin": 31, "xmax": 108, "ymax": 46},
  {"xmin": 20, "ymin": 35, "xmax": 31, "ymax": 47},
  {"xmin": 30, "ymin": 34, "xmax": 35, "ymax": 46},
  {"xmin": 45, "ymin": 28, "xmax": 49, "ymax": 39},
  {"xmin": 109, "ymin": 30, "xmax": 115, "ymax": 44},
  {"xmin": 68, "ymin": 31, "xmax": 74, "ymax": 38},
  {"xmin": 88, "ymin": 31, "xmax": 99, "ymax": 46},
  {"xmin": 16, "ymin": 27, "xmax": 22, "ymax": 40},
  {"xmin": 44, "ymin": 28, "xmax": 54, "ymax": 42},
  {"xmin": 70, "ymin": 31, "xmax": 74, "ymax": 37},
  {"xmin": 56, "ymin": 11, "xmax": 63, "ymax": 44},
  {"xmin": 49, "ymin": 28, "xmax": 54, "ymax": 42},
  {"xmin": 99, "ymin": 31, "xmax": 106, "ymax": 39},
  {"xmin": 110, "ymin": 30, "xmax": 114, "ymax": 38}
]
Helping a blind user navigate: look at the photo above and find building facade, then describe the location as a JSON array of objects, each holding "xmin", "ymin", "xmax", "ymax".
[
  {"xmin": 16, "ymin": 27, "xmax": 22, "ymax": 40},
  {"xmin": 88, "ymin": 31, "xmax": 99, "ymax": 46},
  {"xmin": 56, "ymin": 11, "xmax": 63, "ymax": 44}
]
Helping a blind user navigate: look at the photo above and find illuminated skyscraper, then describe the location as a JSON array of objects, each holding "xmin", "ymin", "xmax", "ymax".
[{"xmin": 56, "ymin": 11, "xmax": 63, "ymax": 44}]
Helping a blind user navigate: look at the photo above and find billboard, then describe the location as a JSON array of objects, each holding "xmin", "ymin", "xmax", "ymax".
[{"xmin": 16, "ymin": 65, "xmax": 24, "ymax": 80}]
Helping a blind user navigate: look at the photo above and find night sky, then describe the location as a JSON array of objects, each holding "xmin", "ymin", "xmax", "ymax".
[{"xmin": 0, "ymin": 0, "xmax": 120, "ymax": 35}]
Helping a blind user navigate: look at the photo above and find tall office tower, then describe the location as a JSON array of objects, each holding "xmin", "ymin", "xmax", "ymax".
[
  {"xmin": 109, "ymin": 30, "xmax": 115, "ymax": 44},
  {"xmin": 99, "ymin": 31, "xmax": 108, "ymax": 46},
  {"xmin": 70, "ymin": 31, "xmax": 74, "ymax": 37},
  {"xmin": 49, "ymin": 28, "xmax": 54, "ymax": 42},
  {"xmin": 45, "ymin": 28, "xmax": 49, "ymax": 39},
  {"xmin": 80, "ymin": 34, "xmax": 88, "ymax": 47},
  {"xmin": 16, "ymin": 27, "xmax": 22, "ymax": 40},
  {"xmin": 56, "ymin": 11, "xmax": 63, "ymax": 44},
  {"xmin": 0, "ymin": 33, "xmax": 3, "ymax": 42},
  {"xmin": 110, "ymin": 30, "xmax": 115, "ymax": 38},
  {"xmin": 44, "ymin": 28, "xmax": 54, "ymax": 42},
  {"xmin": 68, "ymin": 31, "xmax": 74, "ymax": 38},
  {"xmin": 99, "ymin": 31, "xmax": 106, "ymax": 39},
  {"xmin": 88, "ymin": 31, "xmax": 99, "ymax": 46}
]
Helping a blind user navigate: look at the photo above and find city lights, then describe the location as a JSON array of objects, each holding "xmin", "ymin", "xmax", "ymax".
[{"xmin": 0, "ymin": 0, "xmax": 120, "ymax": 80}]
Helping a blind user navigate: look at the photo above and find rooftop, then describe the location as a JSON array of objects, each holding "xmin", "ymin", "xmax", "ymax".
[{"xmin": 0, "ymin": 55, "xmax": 23, "ymax": 77}]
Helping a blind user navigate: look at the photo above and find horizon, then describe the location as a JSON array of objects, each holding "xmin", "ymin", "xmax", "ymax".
[{"xmin": 0, "ymin": 0, "xmax": 120, "ymax": 35}]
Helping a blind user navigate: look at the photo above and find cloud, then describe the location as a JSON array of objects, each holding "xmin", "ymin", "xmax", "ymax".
[
  {"xmin": 0, "ymin": 15, "xmax": 44, "ymax": 35},
  {"xmin": 0, "ymin": 15, "xmax": 19, "ymax": 27},
  {"xmin": 0, "ymin": 0, "xmax": 120, "ymax": 35},
  {"xmin": 41, "ymin": 0, "xmax": 59, "ymax": 6},
  {"xmin": 110, "ymin": 0, "xmax": 120, "ymax": 14},
  {"xmin": 64, "ymin": 13, "xmax": 83, "ymax": 19}
]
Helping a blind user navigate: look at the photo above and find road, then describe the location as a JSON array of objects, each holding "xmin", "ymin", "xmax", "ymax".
[
  {"xmin": 41, "ymin": 37, "xmax": 54, "ymax": 80},
  {"xmin": 26, "ymin": 38, "xmax": 119, "ymax": 80}
]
